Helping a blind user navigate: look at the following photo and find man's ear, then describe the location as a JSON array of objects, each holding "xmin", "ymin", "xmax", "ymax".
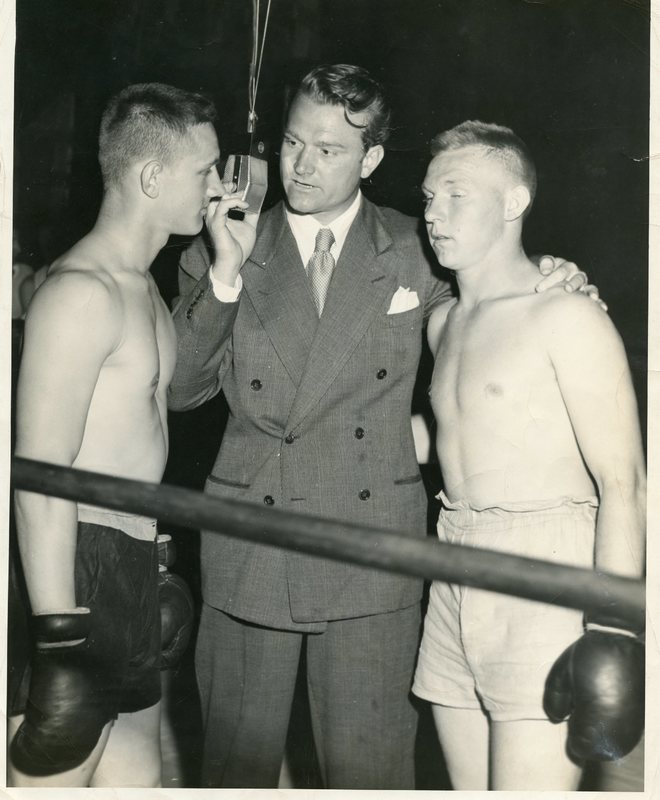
[
  {"xmin": 361, "ymin": 144, "xmax": 385, "ymax": 179},
  {"xmin": 140, "ymin": 161, "xmax": 163, "ymax": 198},
  {"xmin": 504, "ymin": 184, "xmax": 531, "ymax": 221}
]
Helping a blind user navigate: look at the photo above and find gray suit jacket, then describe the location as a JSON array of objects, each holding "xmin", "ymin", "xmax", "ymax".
[{"xmin": 169, "ymin": 198, "xmax": 452, "ymax": 630}]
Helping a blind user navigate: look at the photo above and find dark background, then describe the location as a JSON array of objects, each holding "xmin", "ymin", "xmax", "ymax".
[
  {"xmin": 11, "ymin": 0, "xmax": 650, "ymax": 789},
  {"xmin": 14, "ymin": 0, "xmax": 649, "ymax": 365},
  {"xmin": 13, "ymin": 0, "xmax": 651, "ymax": 488}
]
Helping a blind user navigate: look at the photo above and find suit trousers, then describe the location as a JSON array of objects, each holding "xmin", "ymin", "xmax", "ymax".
[{"xmin": 195, "ymin": 601, "xmax": 422, "ymax": 788}]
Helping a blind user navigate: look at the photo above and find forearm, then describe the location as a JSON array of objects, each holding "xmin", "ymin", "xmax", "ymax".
[
  {"xmin": 14, "ymin": 491, "xmax": 79, "ymax": 612},
  {"xmin": 169, "ymin": 273, "xmax": 239, "ymax": 411},
  {"xmin": 594, "ymin": 474, "xmax": 646, "ymax": 579}
]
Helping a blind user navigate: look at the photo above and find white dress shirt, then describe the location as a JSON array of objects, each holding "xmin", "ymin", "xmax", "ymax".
[{"xmin": 208, "ymin": 191, "xmax": 363, "ymax": 302}]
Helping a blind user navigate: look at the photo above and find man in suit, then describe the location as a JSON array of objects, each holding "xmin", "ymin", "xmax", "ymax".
[{"xmin": 168, "ymin": 64, "xmax": 591, "ymax": 789}]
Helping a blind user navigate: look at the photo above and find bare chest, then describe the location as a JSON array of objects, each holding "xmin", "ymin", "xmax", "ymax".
[
  {"xmin": 429, "ymin": 304, "xmax": 554, "ymax": 422},
  {"xmin": 105, "ymin": 279, "xmax": 177, "ymax": 397}
]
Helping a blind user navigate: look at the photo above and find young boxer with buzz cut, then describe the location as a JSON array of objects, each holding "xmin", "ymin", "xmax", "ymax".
[
  {"xmin": 10, "ymin": 82, "xmax": 259, "ymax": 788},
  {"xmin": 413, "ymin": 120, "xmax": 645, "ymax": 791}
]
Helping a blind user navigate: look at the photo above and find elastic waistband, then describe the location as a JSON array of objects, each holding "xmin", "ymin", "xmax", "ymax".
[
  {"xmin": 436, "ymin": 491, "xmax": 598, "ymax": 533},
  {"xmin": 437, "ymin": 491, "xmax": 598, "ymax": 514},
  {"xmin": 77, "ymin": 503, "xmax": 157, "ymax": 542}
]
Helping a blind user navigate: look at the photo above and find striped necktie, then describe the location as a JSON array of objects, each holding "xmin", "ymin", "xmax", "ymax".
[{"xmin": 307, "ymin": 227, "xmax": 336, "ymax": 316}]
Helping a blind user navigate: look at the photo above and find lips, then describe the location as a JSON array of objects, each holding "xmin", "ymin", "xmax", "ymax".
[{"xmin": 291, "ymin": 179, "xmax": 317, "ymax": 191}]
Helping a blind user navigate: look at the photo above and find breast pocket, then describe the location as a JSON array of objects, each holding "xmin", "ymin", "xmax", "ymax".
[
  {"xmin": 371, "ymin": 306, "xmax": 424, "ymax": 362},
  {"xmin": 385, "ymin": 306, "xmax": 423, "ymax": 328}
]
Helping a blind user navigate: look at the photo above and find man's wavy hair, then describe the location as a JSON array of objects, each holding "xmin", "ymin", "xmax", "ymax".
[
  {"xmin": 295, "ymin": 64, "xmax": 392, "ymax": 151},
  {"xmin": 99, "ymin": 82, "xmax": 216, "ymax": 189},
  {"xmin": 431, "ymin": 120, "xmax": 537, "ymax": 216}
]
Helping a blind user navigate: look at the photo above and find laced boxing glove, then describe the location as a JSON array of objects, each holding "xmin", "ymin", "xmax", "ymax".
[
  {"xmin": 543, "ymin": 621, "xmax": 644, "ymax": 762},
  {"xmin": 158, "ymin": 563, "xmax": 194, "ymax": 670},
  {"xmin": 10, "ymin": 608, "xmax": 111, "ymax": 776}
]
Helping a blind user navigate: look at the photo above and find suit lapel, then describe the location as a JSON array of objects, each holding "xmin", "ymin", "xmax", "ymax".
[
  {"xmin": 242, "ymin": 204, "xmax": 319, "ymax": 387},
  {"xmin": 286, "ymin": 200, "xmax": 399, "ymax": 430}
]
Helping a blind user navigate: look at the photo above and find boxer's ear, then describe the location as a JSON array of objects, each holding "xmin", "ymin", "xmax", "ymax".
[
  {"xmin": 141, "ymin": 161, "xmax": 163, "ymax": 198},
  {"xmin": 504, "ymin": 184, "xmax": 531, "ymax": 221}
]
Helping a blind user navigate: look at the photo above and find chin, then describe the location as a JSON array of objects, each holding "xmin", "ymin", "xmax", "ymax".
[{"xmin": 179, "ymin": 218, "xmax": 204, "ymax": 237}]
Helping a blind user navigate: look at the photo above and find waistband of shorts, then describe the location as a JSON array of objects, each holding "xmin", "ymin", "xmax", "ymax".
[
  {"xmin": 437, "ymin": 491, "xmax": 599, "ymax": 513},
  {"xmin": 436, "ymin": 491, "xmax": 598, "ymax": 530},
  {"xmin": 77, "ymin": 503, "xmax": 157, "ymax": 542}
]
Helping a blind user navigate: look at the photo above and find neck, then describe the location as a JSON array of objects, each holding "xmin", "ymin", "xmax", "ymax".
[
  {"xmin": 455, "ymin": 240, "xmax": 536, "ymax": 307},
  {"xmin": 93, "ymin": 193, "xmax": 169, "ymax": 274}
]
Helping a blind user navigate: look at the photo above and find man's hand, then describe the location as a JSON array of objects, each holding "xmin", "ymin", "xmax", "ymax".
[
  {"xmin": 206, "ymin": 192, "xmax": 260, "ymax": 286},
  {"xmin": 535, "ymin": 256, "xmax": 607, "ymax": 311}
]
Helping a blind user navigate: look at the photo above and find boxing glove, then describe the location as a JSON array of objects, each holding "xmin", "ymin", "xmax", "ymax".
[
  {"xmin": 10, "ymin": 608, "xmax": 111, "ymax": 776},
  {"xmin": 158, "ymin": 565, "xmax": 194, "ymax": 670},
  {"xmin": 543, "ymin": 627, "xmax": 644, "ymax": 761}
]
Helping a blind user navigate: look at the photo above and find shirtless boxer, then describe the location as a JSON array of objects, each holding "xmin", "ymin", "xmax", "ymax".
[
  {"xmin": 412, "ymin": 121, "xmax": 646, "ymax": 790},
  {"xmin": 10, "ymin": 82, "xmax": 257, "ymax": 787}
]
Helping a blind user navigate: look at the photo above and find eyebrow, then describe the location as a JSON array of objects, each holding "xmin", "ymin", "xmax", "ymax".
[
  {"xmin": 200, "ymin": 156, "xmax": 220, "ymax": 170},
  {"xmin": 283, "ymin": 129, "xmax": 347, "ymax": 150},
  {"xmin": 422, "ymin": 177, "xmax": 459, "ymax": 192},
  {"xmin": 316, "ymin": 139, "xmax": 347, "ymax": 150}
]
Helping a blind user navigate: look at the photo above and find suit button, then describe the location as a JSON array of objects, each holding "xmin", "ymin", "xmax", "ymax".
[
  {"xmin": 377, "ymin": 369, "xmax": 387, "ymax": 379},
  {"xmin": 354, "ymin": 427, "xmax": 365, "ymax": 439},
  {"xmin": 284, "ymin": 433, "xmax": 295, "ymax": 444},
  {"xmin": 250, "ymin": 379, "xmax": 262, "ymax": 391},
  {"xmin": 264, "ymin": 495, "xmax": 275, "ymax": 505},
  {"xmin": 359, "ymin": 489, "xmax": 371, "ymax": 500}
]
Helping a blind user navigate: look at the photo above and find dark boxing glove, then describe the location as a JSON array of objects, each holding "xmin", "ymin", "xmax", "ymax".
[
  {"xmin": 10, "ymin": 608, "xmax": 111, "ymax": 776},
  {"xmin": 158, "ymin": 565, "xmax": 194, "ymax": 670},
  {"xmin": 543, "ymin": 623, "xmax": 644, "ymax": 762}
]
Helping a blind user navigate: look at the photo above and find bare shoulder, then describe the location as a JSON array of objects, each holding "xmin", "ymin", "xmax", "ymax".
[
  {"xmin": 33, "ymin": 249, "xmax": 119, "ymax": 310},
  {"xmin": 26, "ymin": 257, "xmax": 123, "ymax": 349},
  {"xmin": 531, "ymin": 286, "xmax": 624, "ymax": 357},
  {"xmin": 532, "ymin": 286, "xmax": 614, "ymax": 333},
  {"xmin": 427, "ymin": 297, "xmax": 458, "ymax": 353}
]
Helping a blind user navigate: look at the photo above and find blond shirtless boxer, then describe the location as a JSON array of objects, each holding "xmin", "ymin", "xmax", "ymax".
[
  {"xmin": 412, "ymin": 121, "xmax": 645, "ymax": 790},
  {"xmin": 10, "ymin": 82, "xmax": 257, "ymax": 787}
]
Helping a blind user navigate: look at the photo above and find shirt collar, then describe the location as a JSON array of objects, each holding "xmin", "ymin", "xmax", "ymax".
[{"xmin": 286, "ymin": 191, "xmax": 362, "ymax": 265}]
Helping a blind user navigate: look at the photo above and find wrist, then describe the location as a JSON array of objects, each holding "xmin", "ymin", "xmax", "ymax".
[
  {"xmin": 33, "ymin": 607, "xmax": 91, "ymax": 647},
  {"xmin": 585, "ymin": 621, "xmax": 638, "ymax": 639},
  {"xmin": 210, "ymin": 260, "xmax": 240, "ymax": 286},
  {"xmin": 209, "ymin": 267, "xmax": 242, "ymax": 302}
]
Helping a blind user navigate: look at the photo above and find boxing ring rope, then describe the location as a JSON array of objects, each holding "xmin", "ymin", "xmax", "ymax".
[{"xmin": 11, "ymin": 456, "xmax": 645, "ymax": 631}]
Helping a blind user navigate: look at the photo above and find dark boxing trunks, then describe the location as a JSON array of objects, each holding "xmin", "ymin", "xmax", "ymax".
[{"xmin": 11, "ymin": 520, "xmax": 161, "ymax": 718}]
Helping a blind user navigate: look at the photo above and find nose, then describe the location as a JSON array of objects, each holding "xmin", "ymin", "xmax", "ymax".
[
  {"xmin": 294, "ymin": 146, "xmax": 315, "ymax": 176},
  {"xmin": 424, "ymin": 196, "xmax": 446, "ymax": 226},
  {"xmin": 207, "ymin": 165, "xmax": 224, "ymax": 197}
]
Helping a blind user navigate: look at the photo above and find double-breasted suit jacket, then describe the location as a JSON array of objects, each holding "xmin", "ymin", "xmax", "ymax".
[{"xmin": 169, "ymin": 197, "xmax": 452, "ymax": 631}]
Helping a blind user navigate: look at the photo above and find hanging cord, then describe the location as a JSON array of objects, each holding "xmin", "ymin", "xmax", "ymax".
[{"xmin": 248, "ymin": 0, "xmax": 272, "ymax": 133}]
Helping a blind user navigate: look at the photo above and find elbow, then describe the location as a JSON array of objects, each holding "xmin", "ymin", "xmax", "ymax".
[
  {"xmin": 597, "ymin": 466, "xmax": 646, "ymax": 539},
  {"xmin": 598, "ymin": 469, "xmax": 646, "ymax": 510}
]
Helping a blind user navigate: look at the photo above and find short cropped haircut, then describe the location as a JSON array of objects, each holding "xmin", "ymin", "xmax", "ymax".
[
  {"xmin": 431, "ymin": 120, "xmax": 537, "ymax": 213},
  {"xmin": 98, "ymin": 83, "xmax": 217, "ymax": 188},
  {"xmin": 295, "ymin": 64, "xmax": 391, "ymax": 150}
]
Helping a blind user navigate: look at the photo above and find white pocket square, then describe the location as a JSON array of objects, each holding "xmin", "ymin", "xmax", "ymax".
[{"xmin": 387, "ymin": 286, "xmax": 420, "ymax": 314}]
